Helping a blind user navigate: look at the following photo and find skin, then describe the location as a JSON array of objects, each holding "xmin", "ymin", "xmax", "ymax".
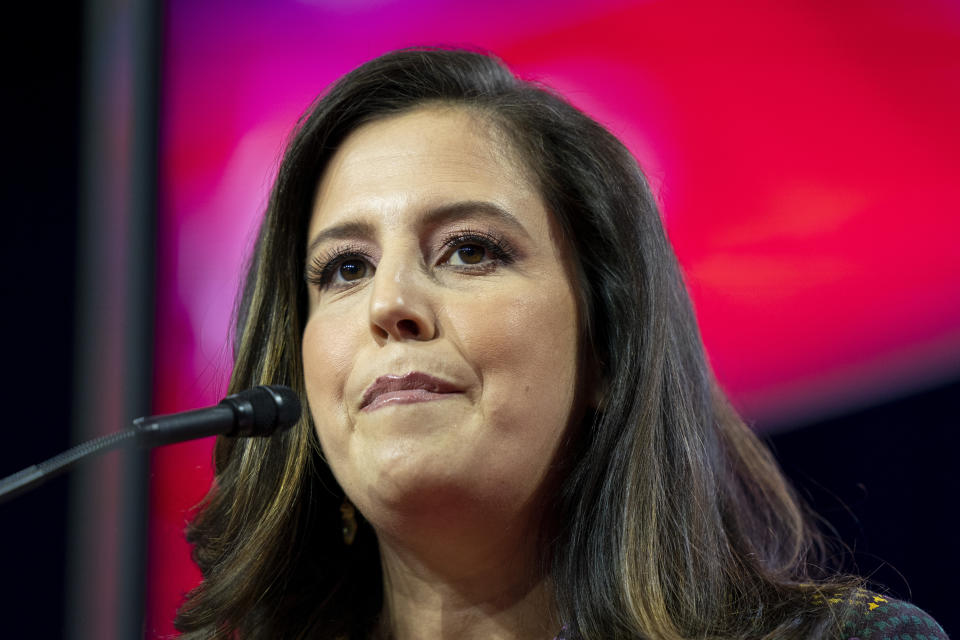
[{"xmin": 302, "ymin": 106, "xmax": 581, "ymax": 639}]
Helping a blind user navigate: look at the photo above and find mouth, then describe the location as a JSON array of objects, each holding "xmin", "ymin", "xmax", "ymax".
[{"xmin": 360, "ymin": 372, "xmax": 462, "ymax": 412}]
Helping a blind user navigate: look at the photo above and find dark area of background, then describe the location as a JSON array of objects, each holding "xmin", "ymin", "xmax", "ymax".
[
  {"xmin": 0, "ymin": 4, "xmax": 80, "ymax": 639},
  {"xmin": 767, "ymin": 381, "xmax": 958, "ymax": 637},
  {"xmin": 0, "ymin": 4, "xmax": 955, "ymax": 638}
]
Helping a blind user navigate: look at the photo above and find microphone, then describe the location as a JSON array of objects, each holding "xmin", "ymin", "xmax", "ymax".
[
  {"xmin": 133, "ymin": 385, "xmax": 301, "ymax": 447},
  {"xmin": 0, "ymin": 385, "xmax": 301, "ymax": 505}
]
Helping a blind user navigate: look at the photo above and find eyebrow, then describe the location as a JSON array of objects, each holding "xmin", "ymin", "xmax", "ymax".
[{"xmin": 305, "ymin": 200, "xmax": 531, "ymax": 258}]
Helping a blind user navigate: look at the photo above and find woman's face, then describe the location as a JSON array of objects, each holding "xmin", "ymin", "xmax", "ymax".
[{"xmin": 302, "ymin": 106, "xmax": 581, "ymax": 534}]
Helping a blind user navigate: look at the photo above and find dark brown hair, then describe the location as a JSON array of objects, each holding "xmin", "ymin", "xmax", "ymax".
[{"xmin": 175, "ymin": 47, "xmax": 857, "ymax": 639}]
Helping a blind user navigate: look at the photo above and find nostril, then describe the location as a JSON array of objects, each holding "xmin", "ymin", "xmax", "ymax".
[{"xmin": 397, "ymin": 319, "xmax": 420, "ymax": 337}]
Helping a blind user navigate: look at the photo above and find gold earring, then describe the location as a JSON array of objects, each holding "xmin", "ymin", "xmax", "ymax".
[{"xmin": 340, "ymin": 497, "xmax": 358, "ymax": 545}]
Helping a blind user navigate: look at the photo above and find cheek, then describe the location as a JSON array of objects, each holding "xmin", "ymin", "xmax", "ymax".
[
  {"xmin": 452, "ymin": 283, "xmax": 580, "ymax": 438},
  {"xmin": 301, "ymin": 313, "xmax": 358, "ymax": 446}
]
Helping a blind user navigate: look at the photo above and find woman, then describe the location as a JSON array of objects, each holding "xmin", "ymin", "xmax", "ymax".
[{"xmin": 175, "ymin": 49, "xmax": 947, "ymax": 639}]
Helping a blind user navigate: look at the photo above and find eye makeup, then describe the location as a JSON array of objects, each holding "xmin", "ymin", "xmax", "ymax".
[{"xmin": 305, "ymin": 226, "xmax": 518, "ymax": 292}]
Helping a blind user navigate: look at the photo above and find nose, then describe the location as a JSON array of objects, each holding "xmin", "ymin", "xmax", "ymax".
[{"xmin": 368, "ymin": 259, "xmax": 437, "ymax": 343}]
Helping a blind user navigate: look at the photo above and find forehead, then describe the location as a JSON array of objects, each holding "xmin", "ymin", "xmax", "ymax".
[{"xmin": 308, "ymin": 106, "xmax": 544, "ymax": 234}]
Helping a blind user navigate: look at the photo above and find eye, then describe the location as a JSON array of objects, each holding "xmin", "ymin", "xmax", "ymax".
[
  {"xmin": 439, "ymin": 231, "xmax": 515, "ymax": 271},
  {"xmin": 306, "ymin": 249, "xmax": 374, "ymax": 290},
  {"xmin": 449, "ymin": 243, "xmax": 486, "ymax": 266},
  {"xmin": 337, "ymin": 259, "xmax": 368, "ymax": 281}
]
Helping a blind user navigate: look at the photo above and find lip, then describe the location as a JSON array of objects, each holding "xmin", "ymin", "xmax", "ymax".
[{"xmin": 360, "ymin": 372, "xmax": 462, "ymax": 412}]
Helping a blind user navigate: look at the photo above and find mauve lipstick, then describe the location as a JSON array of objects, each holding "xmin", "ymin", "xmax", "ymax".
[{"xmin": 360, "ymin": 372, "xmax": 461, "ymax": 412}]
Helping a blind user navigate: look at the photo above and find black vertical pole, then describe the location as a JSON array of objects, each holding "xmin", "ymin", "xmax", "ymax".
[{"xmin": 67, "ymin": 0, "xmax": 160, "ymax": 637}]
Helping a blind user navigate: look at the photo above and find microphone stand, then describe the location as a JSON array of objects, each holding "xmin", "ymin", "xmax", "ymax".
[{"xmin": 0, "ymin": 385, "xmax": 299, "ymax": 505}]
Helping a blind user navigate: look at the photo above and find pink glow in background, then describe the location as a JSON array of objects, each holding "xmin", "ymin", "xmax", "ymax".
[{"xmin": 149, "ymin": 0, "xmax": 960, "ymax": 635}]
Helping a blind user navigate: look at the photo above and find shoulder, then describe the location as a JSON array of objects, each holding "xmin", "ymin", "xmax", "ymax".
[{"xmin": 814, "ymin": 588, "xmax": 949, "ymax": 639}]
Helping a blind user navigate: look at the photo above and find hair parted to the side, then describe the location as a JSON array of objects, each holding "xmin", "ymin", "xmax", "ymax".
[{"xmin": 175, "ymin": 47, "xmax": 859, "ymax": 639}]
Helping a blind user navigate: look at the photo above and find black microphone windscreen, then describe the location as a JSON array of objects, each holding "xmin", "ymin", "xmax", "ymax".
[
  {"xmin": 265, "ymin": 385, "xmax": 301, "ymax": 428},
  {"xmin": 224, "ymin": 385, "xmax": 301, "ymax": 437}
]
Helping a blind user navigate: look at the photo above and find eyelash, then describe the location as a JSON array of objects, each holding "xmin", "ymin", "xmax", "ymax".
[
  {"xmin": 305, "ymin": 230, "xmax": 517, "ymax": 291},
  {"xmin": 305, "ymin": 242, "xmax": 369, "ymax": 289}
]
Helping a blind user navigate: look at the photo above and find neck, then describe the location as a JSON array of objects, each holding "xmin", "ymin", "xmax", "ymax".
[{"xmin": 373, "ymin": 519, "xmax": 558, "ymax": 640}]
